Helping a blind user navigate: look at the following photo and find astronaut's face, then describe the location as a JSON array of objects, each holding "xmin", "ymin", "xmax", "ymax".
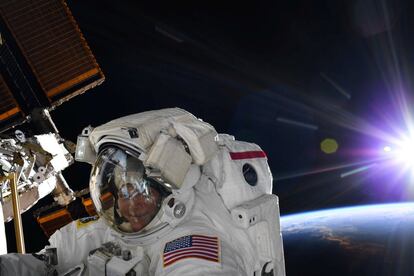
[
  {"xmin": 117, "ymin": 185, "xmax": 161, "ymax": 232},
  {"xmin": 91, "ymin": 146, "xmax": 168, "ymax": 234}
]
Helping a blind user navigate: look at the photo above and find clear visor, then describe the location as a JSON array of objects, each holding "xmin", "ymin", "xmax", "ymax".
[{"xmin": 90, "ymin": 146, "xmax": 166, "ymax": 234}]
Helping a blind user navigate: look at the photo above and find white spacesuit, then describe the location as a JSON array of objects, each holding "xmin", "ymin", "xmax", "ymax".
[{"xmin": 0, "ymin": 108, "xmax": 285, "ymax": 276}]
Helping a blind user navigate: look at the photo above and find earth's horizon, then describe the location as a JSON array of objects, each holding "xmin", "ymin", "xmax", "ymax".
[{"xmin": 281, "ymin": 202, "xmax": 414, "ymax": 276}]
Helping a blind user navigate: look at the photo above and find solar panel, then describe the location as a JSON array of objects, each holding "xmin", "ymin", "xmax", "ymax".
[
  {"xmin": 0, "ymin": 0, "xmax": 104, "ymax": 131},
  {"xmin": 0, "ymin": 74, "xmax": 22, "ymax": 125}
]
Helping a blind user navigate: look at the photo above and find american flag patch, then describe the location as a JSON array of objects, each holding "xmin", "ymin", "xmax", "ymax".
[{"xmin": 163, "ymin": 235, "xmax": 220, "ymax": 267}]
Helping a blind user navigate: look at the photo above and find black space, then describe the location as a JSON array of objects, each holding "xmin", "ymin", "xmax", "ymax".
[{"xmin": 4, "ymin": 0, "xmax": 414, "ymax": 255}]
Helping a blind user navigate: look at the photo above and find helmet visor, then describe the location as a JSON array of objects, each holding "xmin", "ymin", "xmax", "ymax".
[{"xmin": 90, "ymin": 146, "xmax": 165, "ymax": 233}]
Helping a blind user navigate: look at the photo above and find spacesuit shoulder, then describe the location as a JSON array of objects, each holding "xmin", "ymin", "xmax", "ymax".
[
  {"xmin": 49, "ymin": 215, "xmax": 103, "ymax": 241},
  {"xmin": 204, "ymin": 134, "xmax": 273, "ymax": 210},
  {"xmin": 47, "ymin": 216, "xmax": 109, "ymax": 274}
]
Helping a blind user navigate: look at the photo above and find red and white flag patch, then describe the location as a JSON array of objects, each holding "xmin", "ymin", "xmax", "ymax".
[
  {"xmin": 229, "ymin": 150, "xmax": 267, "ymax": 160},
  {"xmin": 163, "ymin": 235, "xmax": 220, "ymax": 267}
]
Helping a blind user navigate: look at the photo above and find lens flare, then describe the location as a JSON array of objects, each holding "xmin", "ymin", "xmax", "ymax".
[
  {"xmin": 383, "ymin": 146, "xmax": 392, "ymax": 152},
  {"xmin": 381, "ymin": 135, "xmax": 414, "ymax": 177},
  {"xmin": 394, "ymin": 138, "xmax": 414, "ymax": 167},
  {"xmin": 321, "ymin": 138, "xmax": 339, "ymax": 154}
]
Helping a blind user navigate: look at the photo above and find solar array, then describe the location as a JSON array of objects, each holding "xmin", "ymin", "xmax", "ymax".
[
  {"xmin": 0, "ymin": 0, "xmax": 104, "ymax": 131},
  {"xmin": 0, "ymin": 74, "xmax": 21, "ymax": 125}
]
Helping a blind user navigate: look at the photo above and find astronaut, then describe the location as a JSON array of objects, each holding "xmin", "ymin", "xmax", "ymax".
[{"xmin": 0, "ymin": 108, "xmax": 285, "ymax": 276}]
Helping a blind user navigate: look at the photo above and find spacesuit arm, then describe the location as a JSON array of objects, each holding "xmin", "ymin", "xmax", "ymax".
[
  {"xmin": 0, "ymin": 253, "xmax": 49, "ymax": 276},
  {"xmin": 46, "ymin": 216, "xmax": 108, "ymax": 274},
  {"xmin": 0, "ymin": 216, "xmax": 107, "ymax": 276}
]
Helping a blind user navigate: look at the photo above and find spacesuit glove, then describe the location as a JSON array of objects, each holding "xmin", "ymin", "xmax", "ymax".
[{"xmin": 0, "ymin": 253, "xmax": 52, "ymax": 276}]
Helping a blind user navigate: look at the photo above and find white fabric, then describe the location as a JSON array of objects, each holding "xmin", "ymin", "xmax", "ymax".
[
  {"xmin": 205, "ymin": 134, "xmax": 273, "ymax": 210},
  {"xmin": 0, "ymin": 130, "xmax": 283, "ymax": 275},
  {"xmin": 89, "ymin": 108, "xmax": 218, "ymax": 164},
  {"xmin": 89, "ymin": 108, "xmax": 218, "ymax": 188},
  {"xmin": 171, "ymin": 119, "xmax": 218, "ymax": 165},
  {"xmin": 48, "ymin": 217, "xmax": 112, "ymax": 275},
  {"xmin": 144, "ymin": 133, "xmax": 192, "ymax": 187},
  {"xmin": 0, "ymin": 253, "xmax": 48, "ymax": 275},
  {"xmin": 30, "ymin": 173, "xmax": 261, "ymax": 275},
  {"xmin": 43, "ymin": 180, "xmax": 256, "ymax": 275}
]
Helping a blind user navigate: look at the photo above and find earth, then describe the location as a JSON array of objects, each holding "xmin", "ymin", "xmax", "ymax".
[{"xmin": 281, "ymin": 203, "xmax": 414, "ymax": 276}]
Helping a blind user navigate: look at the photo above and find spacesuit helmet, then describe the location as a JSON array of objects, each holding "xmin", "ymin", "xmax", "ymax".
[
  {"xmin": 75, "ymin": 108, "xmax": 220, "ymax": 236},
  {"xmin": 89, "ymin": 145, "xmax": 170, "ymax": 235}
]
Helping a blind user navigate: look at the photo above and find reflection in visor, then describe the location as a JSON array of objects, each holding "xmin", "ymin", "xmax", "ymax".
[
  {"xmin": 100, "ymin": 192, "xmax": 114, "ymax": 210},
  {"xmin": 117, "ymin": 186, "xmax": 161, "ymax": 232},
  {"xmin": 118, "ymin": 182, "xmax": 150, "ymax": 199},
  {"xmin": 90, "ymin": 146, "xmax": 168, "ymax": 234}
]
